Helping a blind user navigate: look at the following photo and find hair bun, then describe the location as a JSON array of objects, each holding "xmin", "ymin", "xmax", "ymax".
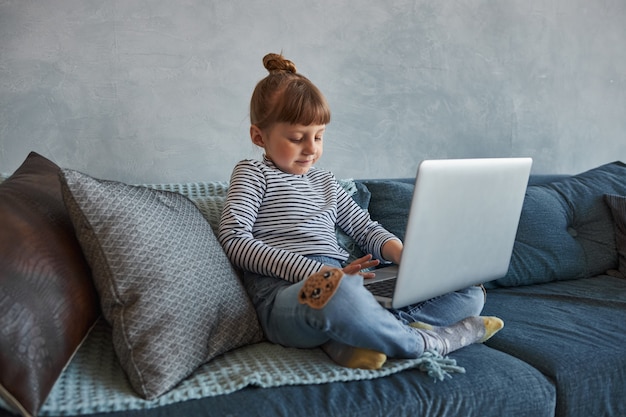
[{"xmin": 263, "ymin": 53, "xmax": 297, "ymax": 74}]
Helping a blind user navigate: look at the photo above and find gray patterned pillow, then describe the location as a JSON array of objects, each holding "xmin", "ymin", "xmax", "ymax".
[{"xmin": 59, "ymin": 169, "xmax": 263, "ymax": 400}]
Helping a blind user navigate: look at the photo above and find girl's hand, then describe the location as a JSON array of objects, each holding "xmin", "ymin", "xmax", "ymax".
[{"xmin": 340, "ymin": 254, "xmax": 380, "ymax": 279}]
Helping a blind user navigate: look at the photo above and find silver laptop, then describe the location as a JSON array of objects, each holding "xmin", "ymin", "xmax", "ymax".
[{"xmin": 364, "ymin": 157, "xmax": 532, "ymax": 309}]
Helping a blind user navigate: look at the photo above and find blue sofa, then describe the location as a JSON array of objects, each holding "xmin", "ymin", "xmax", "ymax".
[
  {"xmin": 1, "ymin": 154, "xmax": 625, "ymax": 417},
  {"xmin": 362, "ymin": 162, "xmax": 626, "ymax": 417}
]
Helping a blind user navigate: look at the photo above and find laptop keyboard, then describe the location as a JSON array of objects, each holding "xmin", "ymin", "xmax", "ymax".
[{"xmin": 364, "ymin": 278, "xmax": 397, "ymax": 298}]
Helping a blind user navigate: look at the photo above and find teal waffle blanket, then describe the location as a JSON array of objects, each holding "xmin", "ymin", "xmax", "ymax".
[{"xmin": 34, "ymin": 319, "xmax": 464, "ymax": 416}]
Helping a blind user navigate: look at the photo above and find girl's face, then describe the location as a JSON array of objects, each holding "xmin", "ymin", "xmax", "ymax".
[{"xmin": 250, "ymin": 122, "xmax": 325, "ymax": 175}]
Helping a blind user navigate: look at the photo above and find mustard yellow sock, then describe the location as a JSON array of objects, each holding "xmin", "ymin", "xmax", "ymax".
[
  {"xmin": 479, "ymin": 316, "xmax": 504, "ymax": 343},
  {"xmin": 321, "ymin": 340, "xmax": 387, "ymax": 370}
]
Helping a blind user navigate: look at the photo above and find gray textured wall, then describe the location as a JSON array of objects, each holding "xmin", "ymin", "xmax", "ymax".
[{"xmin": 1, "ymin": 0, "xmax": 625, "ymax": 183}]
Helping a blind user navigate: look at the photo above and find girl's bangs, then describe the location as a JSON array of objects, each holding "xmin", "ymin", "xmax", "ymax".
[{"xmin": 277, "ymin": 81, "xmax": 331, "ymax": 126}]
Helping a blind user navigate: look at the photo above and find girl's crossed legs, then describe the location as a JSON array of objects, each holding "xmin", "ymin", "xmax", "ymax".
[{"xmin": 243, "ymin": 256, "xmax": 501, "ymax": 368}]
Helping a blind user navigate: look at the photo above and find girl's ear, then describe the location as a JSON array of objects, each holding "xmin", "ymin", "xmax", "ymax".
[{"xmin": 250, "ymin": 125, "xmax": 265, "ymax": 147}]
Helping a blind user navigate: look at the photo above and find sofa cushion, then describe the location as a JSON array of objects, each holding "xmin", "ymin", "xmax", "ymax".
[
  {"xmin": 0, "ymin": 152, "xmax": 99, "ymax": 416},
  {"xmin": 76, "ymin": 344, "xmax": 553, "ymax": 417},
  {"xmin": 362, "ymin": 163, "xmax": 626, "ymax": 287},
  {"xmin": 59, "ymin": 169, "xmax": 263, "ymax": 400},
  {"xmin": 359, "ymin": 179, "xmax": 414, "ymax": 241},
  {"xmin": 493, "ymin": 161, "xmax": 626, "ymax": 287},
  {"xmin": 179, "ymin": 346, "xmax": 555, "ymax": 417},
  {"xmin": 604, "ymin": 194, "xmax": 626, "ymax": 279},
  {"xmin": 483, "ymin": 275, "xmax": 626, "ymax": 417}
]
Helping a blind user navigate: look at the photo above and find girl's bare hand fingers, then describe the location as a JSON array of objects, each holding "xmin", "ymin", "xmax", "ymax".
[
  {"xmin": 352, "ymin": 254, "xmax": 373, "ymax": 265},
  {"xmin": 360, "ymin": 271, "xmax": 377, "ymax": 279},
  {"xmin": 361, "ymin": 259, "xmax": 380, "ymax": 270},
  {"xmin": 342, "ymin": 264, "xmax": 362, "ymax": 275}
]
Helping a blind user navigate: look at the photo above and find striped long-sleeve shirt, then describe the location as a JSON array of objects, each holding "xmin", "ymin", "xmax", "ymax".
[{"xmin": 218, "ymin": 157, "xmax": 399, "ymax": 283}]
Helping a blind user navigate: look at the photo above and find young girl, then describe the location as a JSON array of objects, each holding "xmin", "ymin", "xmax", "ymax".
[{"xmin": 218, "ymin": 53, "xmax": 503, "ymax": 369}]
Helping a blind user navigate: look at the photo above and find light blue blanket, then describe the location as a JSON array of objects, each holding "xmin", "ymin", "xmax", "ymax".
[{"xmin": 37, "ymin": 319, "xmax": 463, "ymax": 416}]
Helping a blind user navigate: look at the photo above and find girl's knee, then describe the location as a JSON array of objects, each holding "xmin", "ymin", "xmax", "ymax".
[{"xmin": 305, "ymin": 272, "xmax": 387, "ymax": 320}]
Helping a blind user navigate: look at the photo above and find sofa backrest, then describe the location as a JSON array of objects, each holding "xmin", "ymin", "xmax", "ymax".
[
  {"xmin": 495, "ymin": 161, "xmax": 626, "ymax": 286},
  {"xmin": 360, "ymin": 161, "xmax": 626, "ymax": 287}
]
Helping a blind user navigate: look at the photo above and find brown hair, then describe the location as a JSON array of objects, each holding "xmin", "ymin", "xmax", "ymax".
[{"xmin": 250, "ymin": 53, "xmax": 331, "ymax": 130}]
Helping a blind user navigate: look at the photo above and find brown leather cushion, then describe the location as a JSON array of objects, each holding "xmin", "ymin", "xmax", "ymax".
[{"xmin": 0, "ymin": 152, "xmax": 99, "ymax": 416}]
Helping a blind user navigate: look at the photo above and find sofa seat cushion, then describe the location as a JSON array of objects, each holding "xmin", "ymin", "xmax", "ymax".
[
  {"xmin": 483, "ymin": 276, "xmax": 626, "ymax": 417},
  {"xmin": 1, "ymin": 343, "xmax": 555, "ymax": 417},
  {"xmin": 146, "ymin": 345, "xmax": 554, "ymax": 417}
]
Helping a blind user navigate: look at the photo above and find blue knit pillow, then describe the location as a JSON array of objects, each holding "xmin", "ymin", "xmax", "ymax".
[{"xmin": 492, "ymin": 161, "xmax": 626, "ymax": 287}]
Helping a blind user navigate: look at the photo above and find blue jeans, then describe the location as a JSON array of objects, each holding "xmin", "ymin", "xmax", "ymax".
[{"xmin": 243, "ymin": 256, "xmax": 485, "ymax": 359}]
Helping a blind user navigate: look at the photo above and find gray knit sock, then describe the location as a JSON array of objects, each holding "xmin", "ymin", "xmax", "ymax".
[{"xmin": 411, "ymin": 316, "xmax": 504, "ymax": 356}]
